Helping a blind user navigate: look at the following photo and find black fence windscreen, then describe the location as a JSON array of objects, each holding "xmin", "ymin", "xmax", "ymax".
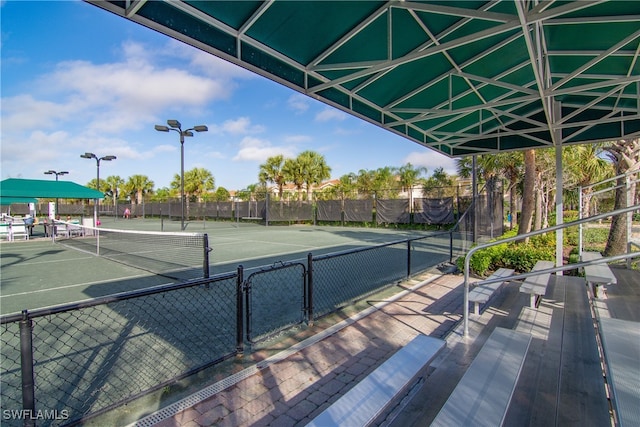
[
  {"xmin": 413, "ymin": 197, "xmax": 455, "ymax": 224},
  {"xmin": 343, "ymin": 199, "xmax": 373, "ymax": 222},
  {"xmin": 316, "ymin": 200, "xmax": 342, "ymax": 221},
  {"xmin": 376, "ymin": 199, "xmax": 410, "ymax": 224}
]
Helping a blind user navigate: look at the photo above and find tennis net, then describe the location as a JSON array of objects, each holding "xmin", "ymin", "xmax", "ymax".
[{"xmin": 52, "ymin": 220, "xmax": 210, "ymax": 281}]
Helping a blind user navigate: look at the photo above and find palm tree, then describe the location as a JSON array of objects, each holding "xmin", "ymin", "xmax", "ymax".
[
  {"xmin": 603, "ymin": 138, "xmax": 640, "ymax": 256},
  {"xmin": 283, "ymin": 157, "xmax": 305, "ymax": 203},
  {"xmin": 184, "ymin": 167, "xmax": 214, "ymax": 202},
  {"xmin": 519, "ymin": 149, "xmax": 536, "ymax": 237},
  {"xmin": 564, "ymin": 144, "xmax": 612, "ymax": 217},
  {"xmin": 104, "ymin": 175, "xmax": 124, "ymax": 205},
  {"xmin": 397, "ymin": 163, "xmax": 427, "ymax": 207},
  {"xmin": 423, "ymin": 167, "xmax": 454, "ymax": 198},
  {"xmin": 297, "ymin": 150, "xmax": 331, "ymax": 201},
  {"xmin": 372, "ymin": 167, "xmax": 397, "ymax": 198},
  {"xmin": 356, "ymin": 169, "xmax": 375, "ymax": 199},
  {"xmin": 259, "ymin": 155, "xmax": 287, "ymax": 201},
  {"xmin": 86, "ymin": 178, "xmax": 109, "ymax": 194},
  {"xmin": 126, "ymin": 175, "xmax": 154, "ymax": 205}
]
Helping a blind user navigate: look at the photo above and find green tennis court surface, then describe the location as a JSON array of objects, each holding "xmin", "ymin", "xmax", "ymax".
[{"xmin": 0, "ymin": 219, "xmax": 441, "ymax": 316}]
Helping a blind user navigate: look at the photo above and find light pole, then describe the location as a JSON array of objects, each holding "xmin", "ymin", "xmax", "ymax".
[
  {"xmin": 81, "ymin": 153, "xmax": 116, "ymax": 226},
  {"xmin": 155, "ymin": 119, "xmax": 208, "ymax": 231},
  {"xmin": 44, "ymin": 170, "xmax": 69, "ymax": 218}
]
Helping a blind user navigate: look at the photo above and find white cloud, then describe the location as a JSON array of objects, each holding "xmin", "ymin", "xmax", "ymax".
[
  {"xmin": 315, "ymin": 108, "xmax": 347, "ymax": 122},
  {"xmin": 1, "ymin": 41, "xmax": 236, "ymax": 139},
  {"xmin": 223, "ymin": 117, "xmax": 265, "ymax": 135},
  {"xmin": 232, "ymin": 136, "xmax": 297, "ymax": 161},
  {"xmin": 284, "ymin": 134, "xmax": 312, "ymax": 144},
  {"xmin": 288, "ymin": 94, "xmax": 309, "ymax": 114},
  {"xmin": 404, "ymin": 151, "xmax": 458, "ymax": 175}
]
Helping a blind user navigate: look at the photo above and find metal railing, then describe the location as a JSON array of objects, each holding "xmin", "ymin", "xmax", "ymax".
[{"xmin": 463, "ymin": 204, "xmax": 640, "ymax": 337}]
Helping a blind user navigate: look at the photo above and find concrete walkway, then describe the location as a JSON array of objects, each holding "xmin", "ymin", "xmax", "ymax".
[
  {"xmin": 129, "ymin": 272, "xmax": 466, "ymax": 427},
  {"xmin": 125, "ymin": 263, "xmax": 639, "ymax": 427}
]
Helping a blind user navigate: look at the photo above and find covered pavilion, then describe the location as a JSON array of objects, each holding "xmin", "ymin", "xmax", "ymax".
[{"xmin": 87, "ymin": 0, "xmax": 640, "ymax": 268}]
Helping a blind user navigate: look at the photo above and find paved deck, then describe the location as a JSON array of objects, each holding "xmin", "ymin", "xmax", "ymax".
[{"xmin": 112, "ymin": 265, "xmax": 639, "ymax": 427}]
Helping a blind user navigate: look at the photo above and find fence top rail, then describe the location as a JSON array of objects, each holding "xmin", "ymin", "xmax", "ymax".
[
  {"xmin": 246, "ymin": 260, "xmax": 306, "ymax": 279},
  {"xmin": 312, "ymin": 230, "xmax": 449, "ymax": 262},
  {"xmin": 0, "ymin": 271, "xmax": 238, "ymax": 324}
]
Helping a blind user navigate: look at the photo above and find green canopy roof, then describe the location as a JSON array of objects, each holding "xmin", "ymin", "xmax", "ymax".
[
  {"xmin": 0, "ymin": 179, "xmax": 104, "ymax": 199},
  {"xmin": 87, "ymin": 0, "xmax": 639, "ymax": 157},
  {"xmin": 0, "ymin": 197, "xmax": 39, "ymax": 206}
]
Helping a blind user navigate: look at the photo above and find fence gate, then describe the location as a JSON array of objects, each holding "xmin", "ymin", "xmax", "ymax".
[{"xmin": 244, "ymin": 262, "xmax": 307, "ymax": 343}]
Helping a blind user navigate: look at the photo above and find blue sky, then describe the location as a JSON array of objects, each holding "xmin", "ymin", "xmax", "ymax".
[{"xmin": 1, "ymin": 0, "xmax": 457, "ymax": 192}]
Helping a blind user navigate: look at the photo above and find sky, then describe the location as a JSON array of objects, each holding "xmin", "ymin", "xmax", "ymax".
[{"xmin": 1, "ymin": 0, "xmax": 458, "ymax": 192}]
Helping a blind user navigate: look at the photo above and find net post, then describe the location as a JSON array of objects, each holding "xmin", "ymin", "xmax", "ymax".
[
  {"xmin": 236, "ymin": 265, "xmax": 244, "ymax": 355},
  {"xmin": 203, "ymin": 234, "xmax": 210, "ymax": 279},
  {"xmin": 19, "ymin": 310, "xmax": 36, "ymax": 427}
]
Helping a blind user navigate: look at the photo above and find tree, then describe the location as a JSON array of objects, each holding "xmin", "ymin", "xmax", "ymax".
[
  {"xmin": 519, "ymin": 149, "xmax": 536, "ymax": 237},
  {"xmin": 372, "ymin": 167, "xmax": 398, "ymax": 198},
  {"xmin": 151, "ymin": 187, "xmax": 172, "ymax": 202},
  {"xmin": 259, "ymin": 155, "xmax": 287, "ymax": 200},
  {"xmin": 213, "ymin": 187, "xmax": 230, "ymax": 202},
  {"xmin": 356, "ymin": 169, "xmax": 375, "ymax": 198},
  {"xmin": 283, "ymin": 157, "xmax": 305, "ymax": 203},
  {"xmin": 564, "ymin": 144, "xmax": 612, "ymax": 217},
  {"xmin": 184, "ymin": 167, "xmax": 214, "ymax": 203},
  {"xmin": 297, "ymin": 150, "xmax": 331, "ymax": 201},
  {"xmin": 104, "ymin": 175, "xmax": 124, "ymax": 205},
  {"xmin": 398, "ymin": 163, "xmax": 426, "ymax": 206},
  {"xmin": 125, "ymin": 175, "xmax": 154, "ymax": 205},
  {"xmin": 86, "ymin": 178, "xmax": 109, "ymax": 194},
  {"xmin": 603, "ymin": 138, "xmax": 640, "ymax": 256},
  {"xmin": 493, "ymin": 152, "xmax": 522, "ymax": 230},
  {"xmin": 423, "ymin": 167, "xmax": 454, "ymax": 198}
]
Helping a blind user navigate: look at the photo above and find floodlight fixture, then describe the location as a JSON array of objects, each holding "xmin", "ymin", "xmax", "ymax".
[
  {"xmin": 80, "ymin": 152, "xmax": 117, "ymax": 225},
  {"xmin": 154, "ymin": 119, "xmax": 209, "ymax": 230}
]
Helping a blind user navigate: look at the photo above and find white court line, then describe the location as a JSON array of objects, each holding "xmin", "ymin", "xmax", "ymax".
[
  {"xmin": 0, "ymin": 273, "xmax": 160, "ymax": 299},
  {"xmin": 1, "ymin": 255, "xmax": 95, "ymax": 267}
]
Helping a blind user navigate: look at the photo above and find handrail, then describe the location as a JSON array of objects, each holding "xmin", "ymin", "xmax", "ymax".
[
  {"xmin": 470, "ymin": 252, "xmax": 640, "ymax": 290},
  {"xmin": 463, "ymin": 203, "xmax": 640, "ymax": 337}
]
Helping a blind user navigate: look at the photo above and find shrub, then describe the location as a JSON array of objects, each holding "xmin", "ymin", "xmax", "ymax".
[{"xmin": 458, "ymin": 232, "xmax": 555, "ymax": 276}]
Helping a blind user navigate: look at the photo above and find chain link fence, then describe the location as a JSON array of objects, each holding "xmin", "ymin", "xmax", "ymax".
[
  {"xmin": 244, "ymin": 262, "xmax": 307, "ymax": 343},
  {"xmin": 1, "ymin": 273, "xmax": 240, "ymax": 427},
  {"xmin": 1, "ymin": 228, "xmax": 472, "ymax": 426}
]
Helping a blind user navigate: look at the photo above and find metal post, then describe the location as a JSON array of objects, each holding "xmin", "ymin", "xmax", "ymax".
[
  {"xmin": 203, "ymin": 234, "xmax": 210, "ymax": 279},
  {"xmin": 236, "ymin": 265, "xmax": 244, "ymax": 354},
  {"xmin": 449, "ymin": 231, "xmax": 454, "ymax": 263},
  {"xmin": 19, "ymin": 310, "xmax": 36, "ymax": 427},
  {"xmin": 407, "ymin": 240, "xmax": 412, "ymax": 278},
  {"xmin": 307, "ymin": 253, "xmax": 314, "ymax": 326},
  {"xmin": 180, "ymin": 133, "xmax": 185, "ymax": 231},
  {"xmin": 472, "ymin": 155, "xmax": 478, "ymax": 244}
]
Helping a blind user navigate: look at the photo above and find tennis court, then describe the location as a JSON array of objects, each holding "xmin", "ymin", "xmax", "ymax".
[
  {"xmin": 1, "ymin": 218, "xmax": 463, "ymax": 425},
  {"xmin": 0, "ymin": 219, "xmax": 448, "ymax": 316}
]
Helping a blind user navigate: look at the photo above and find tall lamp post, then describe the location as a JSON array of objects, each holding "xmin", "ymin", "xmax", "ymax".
[
  {"xmin": 81, "ymin": 152, "xmax": 116, "ymax": 226},
  {"xmin": 44, "ymin": 170, "xmax": 69, "ymax": 218},
  {"xmin": 155, "ymin": 119, "xmax": 208, "ymax": 231}
]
